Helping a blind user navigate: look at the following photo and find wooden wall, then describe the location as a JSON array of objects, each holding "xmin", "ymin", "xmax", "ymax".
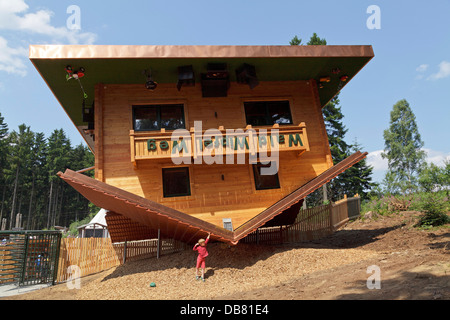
[{"xmin": 94, "ymin": 80, "xmax": 332, "ymax": 229}]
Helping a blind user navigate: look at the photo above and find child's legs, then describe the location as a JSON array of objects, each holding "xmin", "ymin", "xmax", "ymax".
[
  {"xmin": 200, "ymin": 260, "xmax": 206, "ymax": 278},
  {"xmin": 196, "ymin": 256, "xmax": 206, "ymax": 278},
  {"xmin": 196, "ymin": 256, "xmax": 205, "ymax": 276}
]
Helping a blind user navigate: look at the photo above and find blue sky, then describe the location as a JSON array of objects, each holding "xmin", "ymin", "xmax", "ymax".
[{"xmin": 1, "ymin": 0, "xmax": 449, "ymax": 183}]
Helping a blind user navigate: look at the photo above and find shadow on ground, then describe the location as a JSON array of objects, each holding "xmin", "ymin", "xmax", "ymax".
[
  {"xmin": 336, "ymin": 269, "xmax": 450, "ymax": 300},
  {"xmin": 101, "ymin": 224, "xmax": 405, "ymax": 282}
]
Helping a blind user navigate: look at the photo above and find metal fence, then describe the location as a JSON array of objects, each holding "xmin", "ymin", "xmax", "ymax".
[{"xmin": 0, "ymin": 231, "xmax": 62, "ymax": 286}]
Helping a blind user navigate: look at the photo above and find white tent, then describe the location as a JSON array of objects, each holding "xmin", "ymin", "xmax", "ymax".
[{"xmin": 77, "ymin": 209, "xmax": 110, "ymax": 238}]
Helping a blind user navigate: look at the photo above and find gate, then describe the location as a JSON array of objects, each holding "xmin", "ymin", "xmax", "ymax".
[{"xmin": 0, "ymin": 231, "xmax": 62, "ymax": 287}]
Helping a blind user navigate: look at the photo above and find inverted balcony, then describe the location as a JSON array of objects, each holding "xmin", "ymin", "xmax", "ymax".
[{"xmin": 130, "ymin": 123, "xmax": 310, "ymax": 166}]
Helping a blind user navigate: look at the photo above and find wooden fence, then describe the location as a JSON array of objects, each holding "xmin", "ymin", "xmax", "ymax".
[
  {"xmin": 56, "ymin": 237, "xmax": 187, "ymax": 283},
  {"xmin": 243, "ymin": 195, "xmax": 361, "ymax": 245}
]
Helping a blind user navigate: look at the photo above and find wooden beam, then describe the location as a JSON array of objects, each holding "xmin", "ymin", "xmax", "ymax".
[{"xmin": 94, "ymin": 83, "xmax": 105, "ymax": 181}]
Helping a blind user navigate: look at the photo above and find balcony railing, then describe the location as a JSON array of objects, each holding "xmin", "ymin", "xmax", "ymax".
[{"xmin": 130, "ymin": 123, "xmax": 309, "ymax": 166}]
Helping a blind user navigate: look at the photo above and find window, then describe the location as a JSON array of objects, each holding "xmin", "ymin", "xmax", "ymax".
[
  {"xmin": 222, "ymin": 218, "xmax": 233, "ymax": 231},
  {"xmin": 162, "ymin": 167, "xmax": 191, "ymax": 197},
  {"xmin": 244, "ymin": 100, "xmax": 293, "ymax": 126},
  {"xmin": 252, "ymin": 162, "xmax": 280, "ymax": 190},
  {"xmin": 133, "ymin": 104, "xmax": 185, "ymax": 131}
]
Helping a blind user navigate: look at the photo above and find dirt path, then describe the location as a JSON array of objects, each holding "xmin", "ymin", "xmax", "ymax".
[{"xmin": 2, "ymin": 211, "xmax": 449, "ymax": 300}]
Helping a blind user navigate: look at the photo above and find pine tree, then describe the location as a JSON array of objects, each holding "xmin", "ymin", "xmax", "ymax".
[
  {"xmin": 0, "ymin": 113, "xmax": 8, "ymax": 164},
  {"xmin": 0, "ymin": 114, "xmax": 95, "ymax": 230},
  {"xmin": 5, "ymin": 124, "xmax": 35, "ymax": 229},
  {"xmin": 63, "ymin": 143, "xmax": 95, "ymax": 225},
  {"xmin": 25, "ymin": 132, "xmax": 48, "ymax": 229},
  {"xmin": 289, "ymin": 35, "xmax": 302, "ymax": 45},
  {"xmin": 382, "ymin": 99, "xmax": 426, "ymax": 194},
  {"xmin": 0, "ymin": 112, "xmax": 9, "ymax": 226},
  {"xmin": 46, "ymin": 129, "xmax": 72, "ymax": 228},
  {"xmin": 307, "ymin": 33, "xmax": 327, "ymax": 45},
  {"xmin": 338, "ymin": 139, "xmax": 376, "ymax": 199}
]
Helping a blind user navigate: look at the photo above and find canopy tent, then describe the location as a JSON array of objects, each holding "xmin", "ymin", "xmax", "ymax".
[{"xmin": 77, "ymin": 208, "xmax": 109, "ymax": 238}]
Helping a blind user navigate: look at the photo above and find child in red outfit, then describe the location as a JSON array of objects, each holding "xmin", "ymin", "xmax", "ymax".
[{"xmin": 193, "ymin": 232, "xmax": 210, "ymax": 281}]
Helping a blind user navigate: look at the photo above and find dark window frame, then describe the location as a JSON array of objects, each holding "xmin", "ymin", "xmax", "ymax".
[
  {"xmin": 162, "ymin": 167, "xmax": 191, "ymax": 198},
  {"xmin": 252, "ymin": 162, "xmax": 281, "ymax": 191},
  {"xmin": 132, "ymin": 104, "xmax": 186, "ymax": 131},
  {"xmin": 244, "ymin": 100, "xmax": 293, "ymax": 127}
]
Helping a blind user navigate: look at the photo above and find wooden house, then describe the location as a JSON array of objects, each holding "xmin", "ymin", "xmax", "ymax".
[{"xmin": 30, "ymin": 45, "xmax": 373, "ymax": 245}]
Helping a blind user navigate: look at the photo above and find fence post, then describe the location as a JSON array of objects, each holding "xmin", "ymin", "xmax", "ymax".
[
  {"xmin": 123, "ymin": 240, "xmax": 127, "ymax": 264},
  {"xmin": 52, "ymin": 232, "xmax": 62, "ymax": 285},
  {"xmin": 157, "ymin": 229, "xmax": 161, "ymax": 259},
  {"xmin": 329, "ymin": 203, "xmax": 334, "ymax": 232},
  {"xmin": 280, "ymin": 226, "xmax": 283, "ymax": 244},
  {"xmin": 20, "ymin": 234, "xmax": 29, "ymax": 285}
]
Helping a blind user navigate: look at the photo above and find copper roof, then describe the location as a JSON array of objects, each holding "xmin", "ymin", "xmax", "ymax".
[
  {"xmin": 58, "ymin": 151, "xmax": 367, "ymax": 245},
  {"xmin": 29, "ymin": 44, "xmax": 374, "ymax": 60}
]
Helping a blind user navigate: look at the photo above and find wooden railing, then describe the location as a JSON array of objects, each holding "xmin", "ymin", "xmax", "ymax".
[
  {"xmin": 130, "ymin": 123, "xmax": 309, "ymax": 165},
  {"xmin": 243, "ymin": 195, "xmax": 361, "ymax": 245}
]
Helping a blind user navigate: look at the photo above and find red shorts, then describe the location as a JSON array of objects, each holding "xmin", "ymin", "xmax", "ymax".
[{"xmin": 196, "ymin": 256, "xmax": 206, "ymax": 269}]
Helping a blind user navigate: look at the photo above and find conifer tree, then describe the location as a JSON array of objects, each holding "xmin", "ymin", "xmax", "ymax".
[
  {"xmin": 0, "ymin": 116, "xmax": 94, "ymax": 230},
  {"xmin": 46, "ymin": 129, "xmax": 72, "ymax": 228},
  {"xmin": 382, "ymin": 99, "xmax": 426, "ymax": 194},
  {"xmin": 5, "ymin": 124, "xmax": 34, "ymax": 229},
  {"xmin": 0, "ymin": 113, "xmax": 9, "ymax": 225}
]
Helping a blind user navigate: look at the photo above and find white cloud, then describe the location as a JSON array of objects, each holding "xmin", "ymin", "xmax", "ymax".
[
  {"xmin": 0, "ymin": 0, "xmax": 97, "ymax": 76},
  {"xmin": 0, "ymin": 0, "xmax": 96, "ymax": 44},
  {"xmin": 0, "ymin": 36, "xmax": 28, "ymax": 76},
  {"xmin": 423, "ymin": 148, "xmax": 450, "ymax": 166},
  {"xmin": 367, "ymin": 148, "xmax": 450, "ymax": 173},
  {"xmin": 427, "ymin": 61, "xmax": 450, "ymax": 80},
  {"xmin": 367, "ymin": 150, "xmax": 388, "ymax": 172},
  {"xmin": 416, "ymin": 64, "xmax": 428, "ymax": 72}
]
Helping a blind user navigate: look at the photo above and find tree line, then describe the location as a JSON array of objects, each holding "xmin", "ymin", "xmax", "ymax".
[{"xmin": 0, "ymin": 112, "xmax": 94, "ymax": 231}]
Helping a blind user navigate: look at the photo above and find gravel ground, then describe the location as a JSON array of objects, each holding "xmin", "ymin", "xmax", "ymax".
[
  {"xmin": 77, "ymin": 243, "xmax": 378, "ymax": 300},
  {"xmin": 3, "ymin": 211, "xmax": 449, "ymax": 300}
]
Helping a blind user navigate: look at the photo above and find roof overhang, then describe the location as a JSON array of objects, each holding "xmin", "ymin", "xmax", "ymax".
[
  {"xmin": 58, "ymin": 151, "xmax": 367, "ymax": 245},
  {"xmin": 30, "ymin": 44, "xmax": 374, "ymax": 152}
]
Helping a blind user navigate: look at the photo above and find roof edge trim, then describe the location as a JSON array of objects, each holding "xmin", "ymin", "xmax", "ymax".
[{"xmin": 29, "ymin": 44, "xmax": 374, "ymax": 60}]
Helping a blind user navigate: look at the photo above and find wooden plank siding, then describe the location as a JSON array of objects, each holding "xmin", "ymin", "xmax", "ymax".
[{"xmin": 96, "ymin": 80, "xmax": 332, "ymax": 229}]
